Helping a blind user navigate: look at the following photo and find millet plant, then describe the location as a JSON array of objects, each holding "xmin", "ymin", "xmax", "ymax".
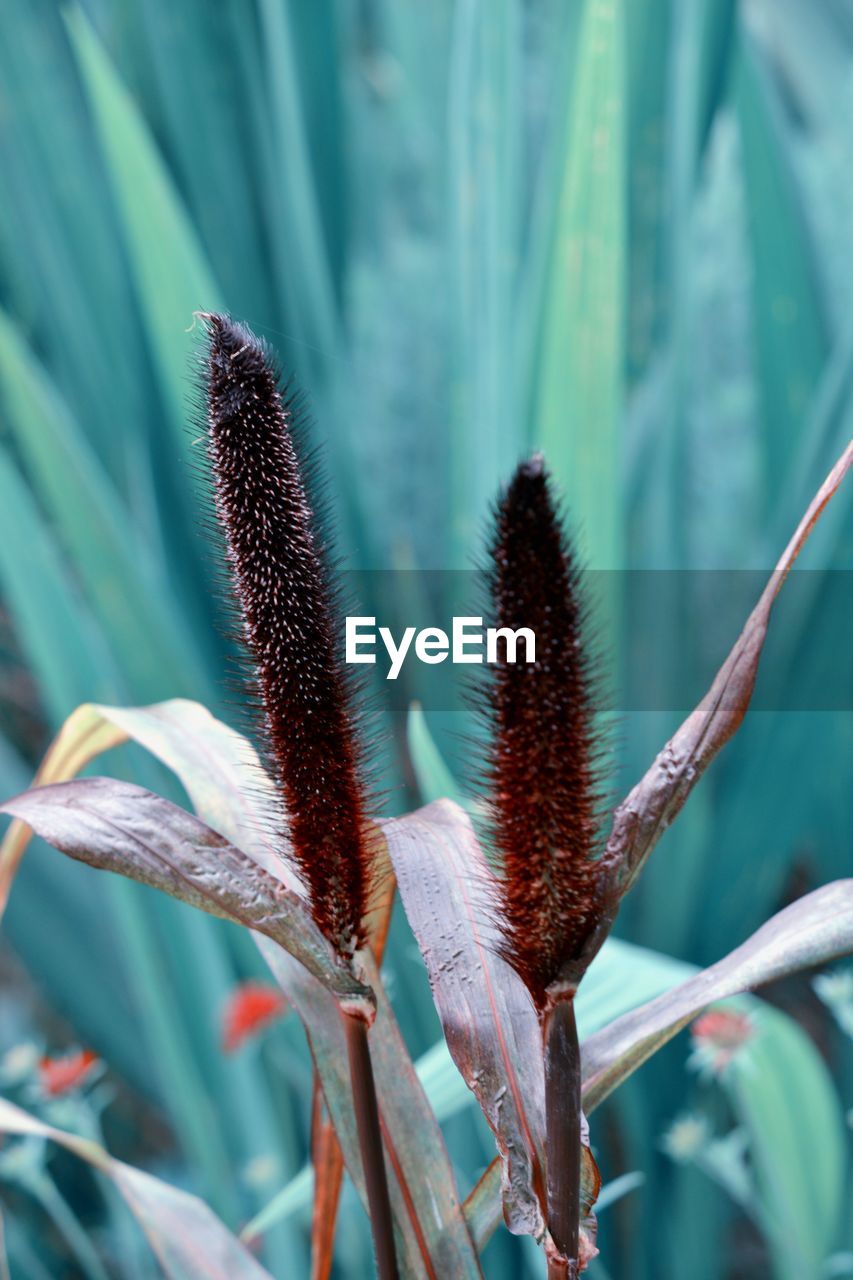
[{"xmin": 1, "ymin": 319, "xmax": 851, "ymax": 1279}]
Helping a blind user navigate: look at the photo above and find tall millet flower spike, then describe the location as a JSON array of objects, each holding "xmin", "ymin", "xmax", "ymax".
[
  {"xmin": 486, "ymin": 455, "xmax": 606, "ymax": 1279},
  {"xmin": 487, "ymin": 454, "xmax": 602, "ymax": 1007},
  {"xmin": 203, "ymin": 313, "xmax": 373, "ymax": 958},
  {"xmin": 202, "ymin": 314, "xmax": 397, "ymax": 1280}
]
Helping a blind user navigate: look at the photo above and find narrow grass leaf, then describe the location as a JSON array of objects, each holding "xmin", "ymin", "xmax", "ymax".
[
  {"xmin": 308, "ymin": 1080, "xmax": 345, "ymax": 1280},
  {"xmin": 0, "ymin": 1098, "xmax": 272, "ymax": 1280},
  {"xmin": 734, "ymin": 32, "xmax": 829, "ymax": 505},
  {"xmin": 0, "ymin": 0, "xmax": 147, "ymax": 475},
  {"xmin": 533, "ymin": 0, "xmax": 626, "ymax": 570},
  {"xmin": 0, "ymin": 312, "xmax": 205, "ymax": 700},
  {"xmin": 63, "ymin": 6, "xmax": 223, "ymax": 442},
  {"xmin": 725, "ymin": 1005, "xmax": 844, "ymax": 1280},
  {"xmin": 447, "ymin": 0, "xmax": 522, "ymax": 561},
  {"xmin": 255, "ymin": 0, "xmax": 340, "ymax": 371},
  {"xmin": 0, "ymin": 450, "xmax": 116, "ymax": 718},
  {"xmin": 581, "ymin": 880, "xmax": 853, "ymax": 1111},
  {"xmin": 405, "ymin": 704, "xmax": 466, "ymax": 808},
  {"xmin": 0, "ymin": 778, "xmax": 370, "ymax": 1008}
]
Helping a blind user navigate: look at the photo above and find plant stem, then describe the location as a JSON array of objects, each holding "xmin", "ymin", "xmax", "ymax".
[
  {"xmin": 343, "ymin": 1011, "xmax": 398, "ymax": 1280},
  {"xmin": 543, "ymin": 996, "xmax": 581, "ymax": 1280}
]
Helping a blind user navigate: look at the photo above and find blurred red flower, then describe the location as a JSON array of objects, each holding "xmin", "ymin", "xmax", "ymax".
[
  {"xmin": 39, "ymin": 1048, "xmax": 100, "ymax": 1097},
  {"xmin": 222, "ymin": 982, "xmax": 287, "ymax": 1053},
  {"xmin": 690, "ymin": 1009, "xmax": 753, "ymax": 1076}
]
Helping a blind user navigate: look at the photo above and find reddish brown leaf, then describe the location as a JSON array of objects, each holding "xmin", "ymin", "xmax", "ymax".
[
  {"xmin": 309, "ymin": 1079, "xmax": 345, "ymax": 1280},
  {"xmin": 388, "ymin": 800, "xmax": 605, "ymax": 1253},
  {"xmin": 385, "ymin": 799, "xmax": 546, "ymax": 1237},
  {"xmin": 596, "ymin": 441, "xmax": 852, "ymax": 919},
  {"xmin": 0, "ymin": 778, "xmax": 371, "ymax": 1011},
  {"xmin": 580, "ymin": 879, "xmax": 853, "ymax": 1112}
]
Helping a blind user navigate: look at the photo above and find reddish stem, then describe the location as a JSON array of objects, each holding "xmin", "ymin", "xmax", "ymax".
[
  {"xmin": 343, "ymin": 1012, "xmax": 398, "ymax": 1280},
  {"xmin": 543, "ymin": 997, "xmax": 581, "ymax": 1279}
]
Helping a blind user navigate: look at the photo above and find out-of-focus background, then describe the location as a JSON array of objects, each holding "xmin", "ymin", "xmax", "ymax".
[{"xmin": 0, "ymin": 1, "xmax": 851, "ymax": 1277}]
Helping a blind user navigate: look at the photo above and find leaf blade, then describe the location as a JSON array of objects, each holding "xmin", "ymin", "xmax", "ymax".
[
  {"xmin": 601, "ymin": 440, "xmax": 853, "ymax": 906},
  {"xmin": 0, "ymin": 1097, "xmax": 273, "ymax": 1280},
  {"xmin": 386, "ymin": 799, "xmax": 546, "ymax": 1237},
  {"xmin": 581, "ymin": 880, "xmax": 853, "ymax": 1111},
  {"xmin": 0, "ymin": 699, "xmax": 479, "ymax": 1277},
  {"xmin": 533, "ymin": 0, "xmax": 627, "ymax": 571},
  {"xmin": 0, "ymin": 777, "xmax": 369, "ymax": 1008},
  {"xmin": 63, "ymin": 6, "xmax": 222, "ymax": 441}
]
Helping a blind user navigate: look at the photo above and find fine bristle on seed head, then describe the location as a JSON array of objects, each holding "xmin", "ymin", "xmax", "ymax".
[
  {"xmin": 202, "ymin": 313, "xmax": 374, "ymax": 959},
  {"xmin": 485, "ymin": 456, "xmax": 605, "ymax": 1008}
]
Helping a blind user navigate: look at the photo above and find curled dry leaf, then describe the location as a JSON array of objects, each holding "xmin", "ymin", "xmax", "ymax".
[
  {"xmin": 0, "ymin": 702, "xmax": 128, "ymax": 915},
  {"xmin": 0, "ymin": 698, "xmax": 295, "ymax": 907},
  {"xmin": 596, "ymin": 440, "xmax": 853, "ymax": 919}
]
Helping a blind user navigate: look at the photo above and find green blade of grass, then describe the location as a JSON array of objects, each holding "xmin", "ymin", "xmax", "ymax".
[
  {"xmin": 125, "ymin": 0, "xmax": 277, "ymax": 326},
  {"xmin": 728, "ymin": 1005, "xmax": 845, "ymax": 1279},
  {"xmin": 533, "ymin": 0, "xmax": 627, "ymax": 572},
  {"xmin": 734, "ymin": 31, "xmax": 829, "ymax": 509},
  {"xmin": 0, "ymin": 449, "xmax": 117, "ymax": 715},
  {"xmin": 447, "ymin": 0, "xmax": 521, "ymax": 563},
  {"xmin": 255, "ymin": 0, "xmax": 341, "ymax": 376},
  {"xmin": 0, "ymin": 0, "xmax": 149, "ymax": 483},
  {"xmin": 0, "ymin": 312, "xmax": 207, "ymax": 702},
  {"xmin": 63, "ymin": 6, "xmax": 223, "ymax": 446}
]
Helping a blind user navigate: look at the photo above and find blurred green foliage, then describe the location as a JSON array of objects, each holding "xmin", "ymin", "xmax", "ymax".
[{"xmin": 0, "ymin": 0, "xmax": 850, "ymax": 1276}]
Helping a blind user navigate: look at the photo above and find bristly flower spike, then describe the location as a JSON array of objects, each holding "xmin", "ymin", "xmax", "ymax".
[
  {"xmin": 203, "ymin": 316, "xmax": 398, "ymax": 1279},
  {"xmin": 486, "ymin": 454, "xmax": 604, "ymax": 1008},
  {"xmin": 202, "ymin": 313, "xmax": 375, "ymax": 962},
  {"xmin": 486, "ymin": 454, "xmax": 608, "ymax": 1276}
]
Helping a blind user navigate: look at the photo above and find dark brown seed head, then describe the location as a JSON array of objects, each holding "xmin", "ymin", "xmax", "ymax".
[
  {"xmin": 486, "ymin": 455, "xmax": 603, "ymax": 1008},
  {"xmin": 203, "ymin": 314, "xmax": 373, "ymax": 959}
]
